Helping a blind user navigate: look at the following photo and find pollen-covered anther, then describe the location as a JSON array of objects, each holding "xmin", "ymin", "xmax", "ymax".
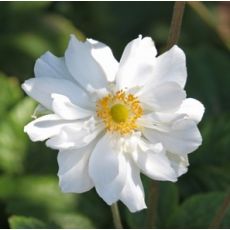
[{"xmin": 96, "ymin": 90, "xmax": 143, "ymax": 135}]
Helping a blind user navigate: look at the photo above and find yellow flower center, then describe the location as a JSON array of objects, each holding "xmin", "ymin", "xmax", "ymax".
[
  {"xmin": 96, "ymin": 90, "xmax": 143, "ymax": 135},
  {"xmin": 110, "ymin": 104, "xmax": 129, "ymax": 123}
]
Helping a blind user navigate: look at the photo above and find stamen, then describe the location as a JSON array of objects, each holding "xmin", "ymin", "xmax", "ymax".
[{"xmin": 96, "ymin": 90, "xmax": 143, "ymax": 135}]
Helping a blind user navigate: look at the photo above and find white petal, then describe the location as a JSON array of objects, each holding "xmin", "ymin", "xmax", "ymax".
[
  {"xmin": 87, "ymin": 38, "xmax": 119, "ymax": 82},
  {"xmin": 138, "ymin": 82, "xmax": 186, "ymax": 112},
  {"xmin": 119, "ymin": 157, "xmax": 147, "ymax": 213},
  {"xmin": 166, "ymin": 152, "xmax": 189, "ymax": 177},
  {"xmin": 153, "ymin": 45, "xmax": 187, "ymax": 88},
  {"xmin": 22, "ymin": 77, "xmax": 93, "ymax": 111},
  {"xmin": 58, "ymin": 142, "xmax": 95, "ymax": 193},
  {"xmin": 65, "ymin": 35, "xmax": 108, "ymax": 90},
  {"xmin": 24, "ymin": 114, "xmax": 68, "ymax": 142},
  {"xmin": 88, "ymin": 134, "xmax": 127, "ymax": 205},
  {"xmin": 137, "ymin": 112, "xmax": 186, "ymax": 131},
  {"xmin": 34, "ymin": 51, "xmax": 73, "ymax": 81},
  {"xmin": 143, "ymin": 119, "xmax": 202, "ymax": 155},
  {"xmin": 51, "ymin": 94, "xmax": 93, "ymax": 120},
  {"xmin": 177, "ymin": 98, "xmax": 205, "ymax": 123},
  {"xmin": 132, "ymin": 140, "xmax": 177, "ymax": 182},
  {"xmin": 116, "ymin": 35, "xmax": 157, "ymax": 90},
  {"xmin": 46, "ymin": 117, "xmax": 103, "ymax": 150}
]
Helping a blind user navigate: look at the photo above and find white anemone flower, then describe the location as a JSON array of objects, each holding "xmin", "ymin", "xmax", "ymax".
[{"xmin": 22, "ymin": 35, "xmax": 204, "ymax": 212}]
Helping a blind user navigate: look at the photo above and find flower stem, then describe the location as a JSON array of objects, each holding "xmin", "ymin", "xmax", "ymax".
[
  {"xmin": 146, "ymin": 3, "xmax": 186, "ymax": 228},
  {"xmin": 111, "ymin": 202, "xmax": 123, "ymax": 229},
  {"xmin": 166, "ymin": 1, "xmax": 185, "ymax": 50},
  {"xmin": 209, "ymin": 192, "xmax": 230, "ymax": 228}
]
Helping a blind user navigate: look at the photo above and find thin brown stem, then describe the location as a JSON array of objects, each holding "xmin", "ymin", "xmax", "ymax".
[
  {"xmin": 166, "ymin": 1, "xmax": 185, "ymax": 50},
  {"xmin": 146, "ymin": 3, "xmax": 185, "ymax": 228},
  {"xmin": 209, "ymin": 192, "xmax": 230, "ymax": 228},
  {"xmin": 111, "ymin": 202, "xmax": 123, "ymax": 229}
]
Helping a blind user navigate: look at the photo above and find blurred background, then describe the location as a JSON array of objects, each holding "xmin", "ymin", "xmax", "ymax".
[{"xmin": 0, "ymin": 1, "xmax": 229, "ymax": 229}]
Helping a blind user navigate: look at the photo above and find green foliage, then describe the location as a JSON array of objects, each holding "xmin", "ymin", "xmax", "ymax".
[
  {"xmin": 9, "ymin": 215, "xmax": 48, "ymax": 229},
  {"xmin": 0, "ymin": 176, "xmax": 96, "ymax": 228},
  {"xmin": 157, "ymin": 182, "xmax": 179, "ymax": 228},
  {"xmin": 52, "ymin": 213, "xmax": 94, "ymax": 229},
  {"xmin": 167, "ymin": 192, "xmax": 230, "ymax": 228},
  {"xmin": 0, "ymin": 2, "xmax": 229, "ymax": 229},
  {"xmin": 124, "ymin": 181, "xmax": 179, "ymax": 228},
  {"xmin": 178, "ymin": 114, "xmax": 230, "ymax": 199},
  {"xmin": 124, "ymin": 204, "xmax": 147, "ymax": 228},
  {"xmin": 0, "ymin": 74, "xmax": 36, "ymax": 174}
]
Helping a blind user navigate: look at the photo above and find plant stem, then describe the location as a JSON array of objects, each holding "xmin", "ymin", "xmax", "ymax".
[
  {"xmin": 187, "ymin": 1, "xmax": 230, "ymax": 50},
  {"xmin": 111, "ymin": 203, "xmax": 123, "ymax": 229},
  {"xmin": 166, "ymin": 1, "xmax": 185, "ymax": 50},
  {"xmin": 209, "ymin": 192, "xmax": 230, "ymax": 228},
  {"xmin": 187, "ymin": 1, "xmax": 216, "ymax": 29},
  {"xmin": 147, "ymin": 181, "xmax": 159, "ymax": 228},
  {"xmin": 146, "ymin": 3, "xmax": 185, "ymax": 228}
]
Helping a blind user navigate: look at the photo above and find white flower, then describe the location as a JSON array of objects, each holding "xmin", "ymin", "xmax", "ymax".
[{"xmin": 22, "ymin": 35, "xmax": 204, "ymax": 212}]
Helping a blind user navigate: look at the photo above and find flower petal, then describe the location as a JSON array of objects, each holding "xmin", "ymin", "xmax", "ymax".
[
  {"xmin": 88, "ymin": 134, "xmax": 127, "ymax": 205},
  {"xmin": 153, "ymin": 45, "xmax": 187, "ymax": 88},
  {"xmin": 132, "ymin": 140, "xmax": 177, "ymax": 182},
  {"xmin": 58, "ymin": 142, "xmax": 95, "ymax": 193},
  {"xmin": 46, "ymin": 117, "xmax": 103, "ymax": 150},
  {"xmin": 51, "ymin": 94, "xmax": 93, "ymax": 120},
  {"xmin": 22, "ymin": 77, "xmax": 93, "ymax": 111},
  {"xmin": 34, "ymin": 51, "xmax": 73, "ymax": 81},
  {"xmin": 65, "ymin": 35, "xmax": 109, "ymax": 90},
  {"xmin": 87, "ymin": 38, "xmax": 119, "ymax": 82},
  {"xmin": 177, "ymin": 98, "xmax": 205, "ymax": 124},
  {"xmin": 119, "ymin": 157, "xmax": 147, "ymax": 213},
  {"xmin": 137, "ymin": 112, "xmax": 185, "ymax": 131},
  {"xmin": 116, "ymin": 35, "xmax": 157, "ymax": 90},
  {"xmin": 24, "ymin": 114, "xmax": 69, "ymax": 142},
  {"xmin": 143, "ymin": 118, "xmax": 202, "ymax": 155},
  {"xmin": 166, "ymin": 152, "xmax": 189, "ymax": 177},
  {"xmin": 138, "ymin": 82, "xmax": 186, "ymax": 112}
]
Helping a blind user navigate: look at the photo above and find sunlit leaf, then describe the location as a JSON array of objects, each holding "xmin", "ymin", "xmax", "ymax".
[
  {"xmin": 11, "ymin": 33, "xmax": 51, "ymax": 58},
  {"xmin": 52, "ymin": 213, "xmax": 94, "ymax": 228},
  {"xmin": 8, "ymin": 215, "xmax": 47, "ymax": 229},
  {"xmin": 0, "ymin": 74, "xmax": 36, "ymax": 174}
]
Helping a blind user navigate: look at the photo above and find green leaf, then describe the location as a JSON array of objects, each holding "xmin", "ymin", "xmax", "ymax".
[
  {"xmin": 51, "ymin": 213, "xmax": 94, "ymax": 229},
  {"xmin": 11, "ymin": 33, "xmax": 51, "ymax": 58},
  {"xmin": 0, "ymin": 73, "xmax": 36, "ymax": 174},
  {"xmin": 9, "ymin": 2, "xmax": 51, "ymax": 11},
  {"xmin": 0, "ymin": 74, "xmax": 23, "ymax": 120},
  {"xmin": 8, "ymin": 215, "xmax": 47, "ymax": 229},
  {"xmin": 167, "ymin": 192, "xmax": 230, "ymax": 228},
  {"xmin": 42, "ymin": 14, "xmax": 85, "ymax": 41},
  {"xmin": 2, "ymin": 176, "xmax": 76, "ymax": 213},
  {"xmin": 0, "ymin": 175, "xmax": 99, "ymax": 228},
  {"xmin": 0, "ymin": 97, "xmax": 36, "ymax": 174}
]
